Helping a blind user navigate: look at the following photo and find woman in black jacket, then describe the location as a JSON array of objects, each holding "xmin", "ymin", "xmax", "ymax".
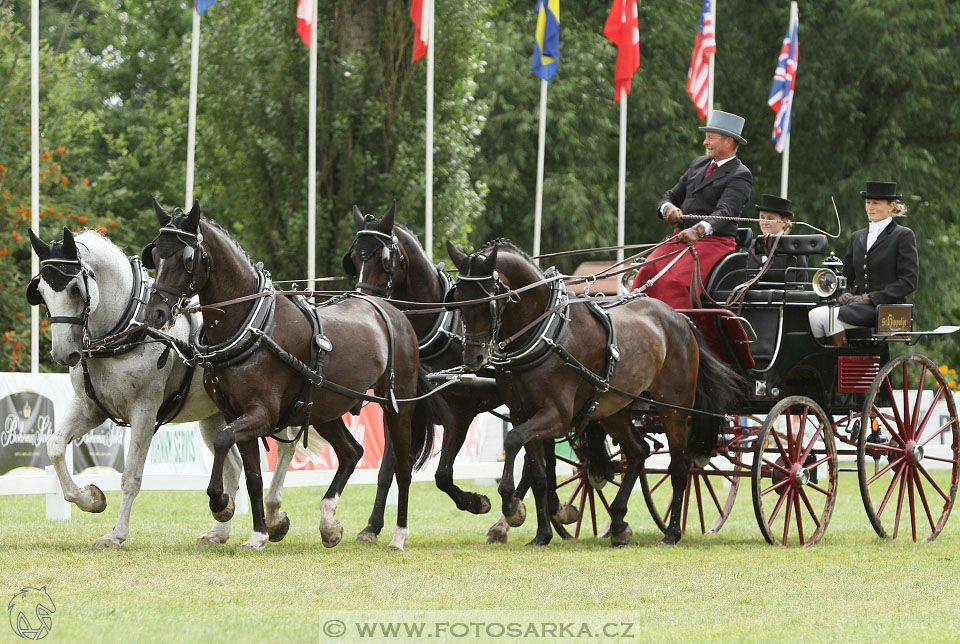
[
  {"xmin": 808, "ymin": 181, "xmax": 919, "ymax": 346},
  {"xmin": 746, "ymin": 194, "xmax": 808, "ymax": 281}
]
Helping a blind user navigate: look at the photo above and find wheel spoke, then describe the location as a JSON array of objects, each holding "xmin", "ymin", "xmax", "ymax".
[
  {"xmin": 876, "ymin": 462, "xmax": 905, "ymax": 517},
  {"xmin": 771, "ymin": 429, "xmax": 791, "ymax": 465},
  {"xmin": 916, "ymin": 462, "xmax": 951, "ymax": 503},
  {"xmin": 901, "ymin": 361, "xmax": 911, "ymax": 439},
  {"xmin": 761, "ymin": 456, "xmax": 792, "ymax": 477},
  {"xmin": 596, "ymin": 487, "xmax": 612, "ymax": 514},
  {"xmin": 881, "ymin": 381, "xmax": 908, "ymax": 446},
  {"xmin": 924, "ymin": 455, "xmax": 960, "ymax": 465},
  {"xmin": 681, "ymin": 474, "xmax": 693, "ymax": 532},
  {"xmin": 588, "ymin": 486, "xmax": 598, "ymax": 537},
  {"xmin": 702, "ymin": 473, "xmax": 724, "ymax": 515},
  {"xmin": 797, "ymin": 487, "xmax": 822, "ymax": 529},
  {"xmin": 694, "ymin": 475, "xmax": 706, "ymax": 534},
  {"xmin": 892, "ymin": 464, "xmax": 908, "ymax": 539},
  {"xmin": 919, "ymin": 417, "xmax": 957, "ymax": 449},
  {"xmin": 911, "ymin": 368, "xmax": 927, "ymax": 433},
  {"xmin": 555, "ymin": 454, "xmax": 578, "ymax": 467},
  {"xmin": 566, "ymin": 478, "xmax": 585, "ymax": 507},
  {"xmin": 866, "ymin": 455, "xmax": 907, "ymax": 486},
  {"xmin": 908, "ymin": 468, "xmax": 918, "ymax": 542},
  {"xmin": 761, "ymin": 477, "xmax": 791, "ymax": 497},
  {"xmin": 785, "ymin": 413, "xmax": 796, "ymax": 461},
  {"xmin": 767, "ymin": 483, "xmax": 791, "ymax": 523},
  {"xmin": 799, "ymin": 425, "xmax": 826, "ymax": 463},
  {"xmin": 781, "ymin": 489, "xmax": 794, "ymax": 545},
  {"xmin": 793, "ymin": 490, "xmax": 805, "ymax": 546},
  {"xmin": 805, "ymin": 454, "xmax": 832, "ymax": 470},
  {"xmin": 705, "ymin": 460, "xmax": 737, "ymax": 486},
  {"xmin": 911, "ymin": 467, "xmax": 937, "ymax": 533},
  {"xmin": 556, "ymin": 473, "xmax": 580, "ymax": 489},
  {"xmin": 649, "ymin": 471, "xmax": 670, "ymax": 494},
  {"xmin": 806, "ymin": 481, "xmax": 831, "ymax": 496}
]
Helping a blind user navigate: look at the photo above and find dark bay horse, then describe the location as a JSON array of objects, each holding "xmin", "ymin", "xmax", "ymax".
[
  {"xmin": 143, "ymin": 200, "xmax": 433, "ymax": 551},
  {"xmin": 445, "ymin": 239, "xmax": 743, "ymax": 546},
  {"xmin": 342, "ymin": 203, "xmax": 580, "ymax": 543}
]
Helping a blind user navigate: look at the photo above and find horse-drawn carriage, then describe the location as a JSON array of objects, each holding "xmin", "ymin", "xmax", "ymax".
[{"xmin": 562, "ymin": 228, "xmax": 960, "ymax": 546}]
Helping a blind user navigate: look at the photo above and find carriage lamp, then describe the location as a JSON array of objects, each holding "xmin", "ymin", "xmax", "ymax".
[{"xmin": 812, "ymin": 269, "xmax": 839, "ymax": 298}]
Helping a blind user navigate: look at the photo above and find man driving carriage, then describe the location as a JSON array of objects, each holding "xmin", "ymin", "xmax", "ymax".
[{"xmin": 631, "ymin": 110, "xmax": 754, "ymax": 307}]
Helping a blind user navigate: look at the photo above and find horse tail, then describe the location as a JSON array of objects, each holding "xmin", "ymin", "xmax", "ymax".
[
  {"xmin": 688, "ymin": 324, "xmax": 746, "ymax": 462},
  {"xmin": 410, "ymin": 366, "xmax": 441, "ymax": 470}
]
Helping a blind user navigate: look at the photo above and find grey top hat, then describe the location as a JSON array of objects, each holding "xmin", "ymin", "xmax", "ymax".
[
  {"xmin": 698, "ymin": 110, "xmax": 747, "ymax": 144},
  {"xmin": 860, "ymin": 181, "xmax": 902, "ymax": 200}
]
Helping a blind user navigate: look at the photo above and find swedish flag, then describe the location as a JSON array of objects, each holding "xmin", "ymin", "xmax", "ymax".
[{"xmin": 531, "ymin": 0, "xmax": 560, "ymax": 81}]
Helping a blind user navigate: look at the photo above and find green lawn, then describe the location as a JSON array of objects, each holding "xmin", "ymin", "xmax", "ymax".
[{"xmin": 1, "ymin": 472, "xmax": 958, "ymax": 643}]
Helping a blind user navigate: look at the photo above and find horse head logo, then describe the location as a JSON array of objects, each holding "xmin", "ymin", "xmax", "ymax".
[{"xmin": 8, "ymin": 586, "xmax": 56, "ymax": 640}]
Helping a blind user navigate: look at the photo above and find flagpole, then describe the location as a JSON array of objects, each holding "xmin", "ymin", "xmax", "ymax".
[
  {"xmin": 780, "ymin": 132, "xmax": 790, "ymax": 198},
  {"xmin": 307, "ymin": 0, "xmax": 317, "ymax": 293},
  {"xmin": 616, "ymin": 87, "xmax": 627, "ymax": 294},
  {"xmin": 533, "ymin": 79, "xmax": 548, "ymax": 265},
  {"xmin": 706, "ymin": 0, "xmax": 715, "ymax": 117},
  {"xmin": 424, "ymin": 1, "xmax": 435, "ymax": 261},
  {"xmin": 30, "ymin": 0, "xmax": 39, "ymax": 373},
  {"xmin": 185, "ymin": 8, "xmax": 201, "ymax": 209}
]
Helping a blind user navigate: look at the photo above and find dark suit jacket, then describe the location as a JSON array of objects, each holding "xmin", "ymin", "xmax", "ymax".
[
  {"xmin": 657, "ymin": 155, "xmax": 754, "ymax": 238},
  {"xmin": 746, "ymin": 235, "xmax": 808, "ymax": 282},
  {"xmin": 839, "ymin": 219, "xmax": 919, "ymax": 327}
]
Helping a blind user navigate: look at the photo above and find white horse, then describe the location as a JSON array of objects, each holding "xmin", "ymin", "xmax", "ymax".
[{"xmin": 27, "ymin": 227, "xmax": 298, "ymax": 549}]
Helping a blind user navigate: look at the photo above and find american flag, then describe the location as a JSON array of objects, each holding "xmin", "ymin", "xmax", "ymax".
[
  {"xmin": 768, "ymin": 7, "xmax": 798, "ymax": 153},
  {"xmin": 686, "ymin": 0, "xmax": 715, "ymax": 119}
]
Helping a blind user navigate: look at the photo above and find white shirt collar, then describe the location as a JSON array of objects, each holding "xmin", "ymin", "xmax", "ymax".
[
  {"xmin": 868, "ymin": 218, "xmax": 893, "ymax": 234},
  {"xmin": 714, "ymin": 155, "xmax": 736, "ymax": 168}
]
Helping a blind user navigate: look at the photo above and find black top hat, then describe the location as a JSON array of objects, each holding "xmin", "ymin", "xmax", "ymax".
[
  {"xmin": 755, "ymin": 194, "xmax": 793, "ymax": 218},
  {"xmin": 860, "ymin": 181, "xmax": 902, "ymax": 200}
]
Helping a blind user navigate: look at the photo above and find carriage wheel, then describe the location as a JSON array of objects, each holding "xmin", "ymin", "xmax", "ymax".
[
  {"xmin": 857, "ymin": 354, "xmax": 960, "ymax": 542},
  {"xmin": 555, "ymin": 441, "xmax": 625, "ymax": 538},
  {"xmin": 639, "ymin": 420, "xmax": 752, "ymax": 536},
  {"xmin": 752, "ymin": 396, "xmax": 838, "ymax": 547}
]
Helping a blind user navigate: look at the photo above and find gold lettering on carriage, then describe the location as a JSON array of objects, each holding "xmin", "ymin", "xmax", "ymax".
[{"xmin": 876, "ymin": 305, "xmax": 912, "ymax": 335}]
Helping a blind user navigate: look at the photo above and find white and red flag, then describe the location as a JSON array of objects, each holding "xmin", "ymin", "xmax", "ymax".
[
  {"xmin": 297, "ymin": 0, "xmax": 315, "ymax": 47},
  {"xmin": 686, "ymin": 0, "xmax": 715, "ymax": 118},
  {"xmin": 603, "ymin": 0, "xmax": 640, "ymax": 101},
  {"xmin": 410, "ymin": 0, "xmax": 433, "ymax": 61}
]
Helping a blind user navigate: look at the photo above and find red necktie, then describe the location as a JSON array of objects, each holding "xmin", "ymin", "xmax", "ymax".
[{"xmin": 703, "ymin": 161, "xmax": 718, "ymax": 181}]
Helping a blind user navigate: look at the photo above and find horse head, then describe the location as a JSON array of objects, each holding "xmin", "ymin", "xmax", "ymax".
[
  {"xmin": 26, "ymin": 227, "xmax": 104, "ymax": 366},
  {"xmin": 445, "ymin": 241, "xmax": 503, "ymax": 371},
  {"xmin": 341, "ymin": 200, "xmax": 403, "ymax": 296},
  {"xmin": 144, "ymin": 198, "xmax": 207, "ymax": 329}
]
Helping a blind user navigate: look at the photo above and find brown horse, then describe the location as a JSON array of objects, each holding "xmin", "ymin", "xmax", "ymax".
[
  {"xmin": 143, "ymin": 200, "xmax": 433, "ymax": 551},
  {"xmin": 341, "ymin": 203, "xmax": 581, "ymax": 543},
  {"xmin": 445, "ymin": 239, "xmax": 743, "ymax": 546}
]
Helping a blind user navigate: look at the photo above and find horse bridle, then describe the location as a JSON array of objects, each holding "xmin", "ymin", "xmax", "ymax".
[
  {"xmin": 342, "ymin": 228, "xmax": 403, "ymax": 297},
  {"xmin": 27, "ymin": 257, "xmax": 96, "ymax": 337},
  {"xmin": 145, "ymin": 224, "xmax": 211, "ymax": 315},
  {"xmin": 448, "ymin": 265, "xmax": 514, "ymax": 355}
]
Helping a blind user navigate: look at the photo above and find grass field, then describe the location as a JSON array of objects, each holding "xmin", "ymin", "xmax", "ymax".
[{"xmin": 1, "ymin": 472, "xmax": 958, "ymax": 643}]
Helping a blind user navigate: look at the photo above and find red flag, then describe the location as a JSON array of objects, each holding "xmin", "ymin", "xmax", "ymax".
[
  {"xmin": 603, "ymin": 0, "xmax": 640, "ymax": 101},
  {"xmin": 410, "ymin": 0, "xmax": 432, "ymax": 61},
  {"xmin": 296, "ymin": 0, "xmax": 314, "ymax": 48}
]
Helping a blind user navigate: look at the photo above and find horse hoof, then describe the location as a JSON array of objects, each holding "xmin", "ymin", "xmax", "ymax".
[
  {"xmin": 92, "ymin": 536, "xmax": 122, "ymax": 549},
  {"xmin": 211, "ymin": 496, "xmax": 235, "ymax": 523},
  {"xmin": 504, "ymin": 502, "xmax": 526, "ymax": 528},
  {"xmin": 386, "ymin": 543, "xmax": 404, "ymax": 552},
  {"xmin": 196, "ymin": 532, "xmax": 228, "ymax": 546},
  {"xmin": 475, "ymin": 495, "xmax": 492, "ymax": 515},
  {"xmin": 525, "ymin": 535, "xmax": 551, "ymax": 547},
  {"xmin": 484, "ymin": 529, "xmax": 508, "ymax": 544},
  {"xmin": 268, "ymin": 512, "xmax": 290, "ymax": 543},
  {"xmin": 658, "ymin": 535, "xmax": 679, "ymax": 547},
  {"xmin": 82, "ymin": 484, "xmax": 107, "ymax": 513},
  {"xmin": 552, "ymin": 502, "xmax": 579, "ymax": 525},
  {"xmin": 321, "ymin": 521, "xmax": 343, "ymax": 548},
  {"xmin": 356, "ymin": 531, "xmax": 378, "ymax": 544},
  {"xmin": 610, "ymin": 525, "xmax": 633, "ymax": 547}
]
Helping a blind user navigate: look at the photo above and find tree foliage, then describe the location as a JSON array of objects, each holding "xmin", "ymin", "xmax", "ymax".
[{"xmin": 3, "ymin": 0, "xmax": 960, "ymax": 371}]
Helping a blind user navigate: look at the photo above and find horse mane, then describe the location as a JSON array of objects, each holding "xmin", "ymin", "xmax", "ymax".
[
  {"xmin": 199, "ymin": 217, "xmax": 256, "ymax": 269},
  {"xmin": 74, "ymin": 229, "xmax": 126, "ymax": 265},
  {"xmin": 478, "ymin": 238, "xmax": 543, "ymax": 278}
]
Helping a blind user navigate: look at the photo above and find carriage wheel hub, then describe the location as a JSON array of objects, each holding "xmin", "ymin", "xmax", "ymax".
[
  {"xmin": 906, "ymin": 441, "xmax": 924, "ymax": 465},
  {"xmin": 790, "ymin": 463, "xmax": 810, "ymax": 487}
]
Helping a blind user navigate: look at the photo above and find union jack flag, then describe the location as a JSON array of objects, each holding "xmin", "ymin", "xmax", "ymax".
[
  {"xmin": 686, "ymin": 0, "xmax": 715, "ymax": 119},
  {"xmin": 768, "ymin": 7, "xmax": 798, "ymax": 153}
]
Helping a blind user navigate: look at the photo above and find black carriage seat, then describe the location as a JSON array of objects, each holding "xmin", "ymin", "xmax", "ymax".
[
  {"xmin": 677, "ymin": 308, "xmax": 756, "ymax": 370},
  {"xmin": 703, "ymin": 228, "xmax": 753, "ymax": 298}
]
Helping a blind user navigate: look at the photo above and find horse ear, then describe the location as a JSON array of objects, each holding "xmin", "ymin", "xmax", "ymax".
[
  {"xmin": 351, "ymin": 205, "xmax": 365, "ymax": 231},
  {"xmin": 62, "ymin": 227, "xmax": 79, "ymax": 259},
  {"xmin": 185, "ymin": 200, "xmax": 201, "ymax": 231},
  {"xmin": 379, "ymin": 200, "xmax": 396, "ymax": 234},
  {"xmin": 152, "ymin": 197, "xmax": 172, "ymax": 226},
  {"xmin": 480, "ymin": 245, "xmax": 498, "ymax": 274},
  {"xmin": 446, "ymin": 240, "xmax": 468, "ymax": 272},
  {"xmin": 28, "ymin": 229, "xmax": 50, "ymax": 259}
]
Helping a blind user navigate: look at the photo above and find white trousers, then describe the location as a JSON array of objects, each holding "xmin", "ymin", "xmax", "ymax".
[{"xmin": 808, "ymin": 305, "xmax": 860, "ymax": 338}]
